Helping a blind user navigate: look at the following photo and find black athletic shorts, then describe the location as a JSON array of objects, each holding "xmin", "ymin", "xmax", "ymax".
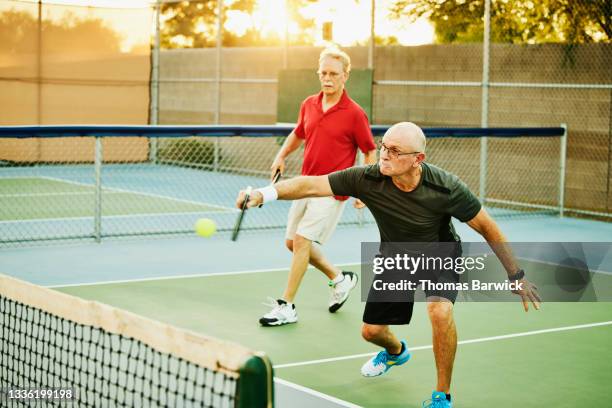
[
  {"xmin": 362, "ymin": 296, "xmax": 456, "ymax": 325},
  {"xmin": 362, "ymin": 245, "xmax": 461, "ymax": 325}
]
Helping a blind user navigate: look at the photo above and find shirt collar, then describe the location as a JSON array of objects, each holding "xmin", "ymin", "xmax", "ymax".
[{"xmin": 317, "ymin": 89, "xmax": 350, "ymax": 110}]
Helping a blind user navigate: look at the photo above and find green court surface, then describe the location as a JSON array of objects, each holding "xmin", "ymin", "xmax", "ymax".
[
  {"xmin": 56, "ymin": 265, "xmax": 612, "ymax": 408},
  {"xmin": 0, "ymin": 177, "xmax": 226, "ymax": 221}
]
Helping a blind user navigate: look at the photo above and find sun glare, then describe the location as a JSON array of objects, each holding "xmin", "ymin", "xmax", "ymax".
[
  {"xmin": 380, "ymin": 16, "xmax": 435, "ymax": 46},
  {"xmin": 225, "ymin": 0, "xmax": 289, "ymax": 40},
  {"xmin": 225, "ymin": 10, "xmax": 251, "ymax": 37},
  {"xmin": 301, "ymin": 0, "xmax": 371, "ymax": 46},
  {"xmin": 253, "ymin": 0, "xmax": 435, "ymax": 47},
  {"xmin": 252, "ymin": 0, "xmax": 288, "ymax": 39},
  {"xmin": 19, "ymin": 0, "xmax": 435, "ymax": 48}
]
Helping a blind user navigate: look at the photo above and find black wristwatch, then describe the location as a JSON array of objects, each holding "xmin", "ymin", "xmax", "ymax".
[{"xmin": 508, "ymin": 269, "xmax": 525, "ymax": 281}]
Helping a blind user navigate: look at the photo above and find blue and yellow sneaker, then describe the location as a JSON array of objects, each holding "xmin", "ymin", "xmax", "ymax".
[
  {"xmin": 360, "ymin": 340, "xmax": 411, "ymax": 377},
  {"xmin": 422, "ymin": 391, "xmax": 452, "ymax": 407}
]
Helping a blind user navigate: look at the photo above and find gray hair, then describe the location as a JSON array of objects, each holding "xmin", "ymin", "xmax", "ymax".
[{"xmin": 319, "ymin": 47, "xmax": 351, "ymax": 73}]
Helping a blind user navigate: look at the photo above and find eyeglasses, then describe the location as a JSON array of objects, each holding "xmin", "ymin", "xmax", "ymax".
[
  {"xmin": 317, "ymin": 70, "xmax": 342, "ymax": 79},
  {"xmin": 379, "ymin": 142, "xmax": 421, "ymax": 159}
]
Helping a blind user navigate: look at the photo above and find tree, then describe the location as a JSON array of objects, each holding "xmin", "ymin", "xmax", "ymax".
[
  {"xmin": 160, "ymin": 0, "xmax": 221, "ymax": 48},
  {"xmin": 160, "ymin": 0, "xmax": 317, "ymax": 48},
  {"xmin": 375, "ymin": 35, "xmax": 400, "ymax": 46},
  {"xmin": 0, "ymin": 10, "xmax": 38, "ymax": 54},
  {"xmin": 43, "ymin": 13, "xmax": 123, "ymax": 53},
  {"xmin": 389, "ymin": 0, "xmax": 611, "ymax": 44},
  {"xmin": 0, "ymin": 9, "xmax": 122, "ymax": 55}
]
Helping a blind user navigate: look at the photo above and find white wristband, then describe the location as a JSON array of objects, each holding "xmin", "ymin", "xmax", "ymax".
[{"xmin": 256, "ymin": 185, "xmax": 278, "ymax": 204}]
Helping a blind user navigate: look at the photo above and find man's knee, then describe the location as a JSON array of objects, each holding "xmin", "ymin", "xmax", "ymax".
[
  {"xmin": 293, "ymin": 234, "xmax": 311, "ymax": 252},
  {"xmin": 285, "ymin": 239, "xmax": 293, "ymax": 252},
  {"xmin": 427, "ymin": 301, "xmax": 454, "ymax": 326},
  {"xmin": 361, "ymin": 324, "xmax": 385, "ymax": 342}
]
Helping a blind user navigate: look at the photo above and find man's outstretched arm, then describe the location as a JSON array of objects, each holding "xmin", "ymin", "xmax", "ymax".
[
  {"xmin": 467, "ymin": 208, "xmax": 541, "ymax": 312},
  {"xmin": 235, "ymin": 175, "xmax": 334, "ymax": 209}
]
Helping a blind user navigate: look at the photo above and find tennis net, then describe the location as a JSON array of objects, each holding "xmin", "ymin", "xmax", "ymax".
[
  {"xmin": 0, "ymin": 125, "xmax": 572, "ymax": 246},
  {"xmin": 0, "ymin": 274, "xmax": 273, "ymax": 407}
]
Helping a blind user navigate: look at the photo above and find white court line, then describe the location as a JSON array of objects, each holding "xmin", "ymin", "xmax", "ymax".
[
  {"xmin": 44, "ymin": 256, "xmax": 612, "ymax": 289},
  {"xmin": 274, "ymin": 320, "xmax": 612, "ymax": 369},
  {"xmin": 275, "ymin": 378, "xmax": 362, "ymax": 408},
  {"xmin": 46, "ymin": 262, "xmax": 360, "ymax": 288},
  {"xmin": 0, "ymin": 176, "xmax": 42, "ymax": 179},
  {"xmin": 0, "ymin": 209, "xmax": 231, "ymax": 225},
  {"xmin": 39, "ymin": 176, "xmax": 236, "ymax": 212},
  {"xmin": 0, "ymin": 191, "xmax": 121, "ymax": 198}
]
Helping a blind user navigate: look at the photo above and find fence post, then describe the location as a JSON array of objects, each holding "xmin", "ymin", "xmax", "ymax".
[
  {"xmin": 357, "ymin": 151, "xmax": 364, "ymax": 226},
  {"xmin": 559, "ymin": 123, "xmax": 567, "ymax": 217},
  {"xmin": 214, "ymin": 0, "xmax": 223, "ymax": 125},
  {"xmin": 149, "ymin": 0, "xmax": 160, "ymax": 163},
  {"xmin": 213, "ymin": 0, "xmax": 223, "ymax": 173},
  {"xmin": 94, "ymin": 137, "xmax": 103, "ymax": 243},
  {"xmin": 368, "ymin": 0, "xmax": 375, "ymax": 70},
  {"xmin": 479, "ymin": 0, "xmax": 491, "ymax": 203}
]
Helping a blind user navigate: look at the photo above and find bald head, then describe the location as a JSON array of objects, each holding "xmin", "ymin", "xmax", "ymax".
[{"xmin": 385, "ymin": 122, "xmax": 426, "ymax": 153}]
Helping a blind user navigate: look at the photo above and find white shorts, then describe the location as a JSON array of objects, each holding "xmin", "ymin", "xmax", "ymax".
[{"xmin": 285, "ymin": 197, "xmax": 346, "ymax": 245}]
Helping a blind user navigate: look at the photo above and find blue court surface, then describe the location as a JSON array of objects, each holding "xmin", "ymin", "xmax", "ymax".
[{"xmin": 0, "ymin": 164, "xmax": 376, "ymax": 244}]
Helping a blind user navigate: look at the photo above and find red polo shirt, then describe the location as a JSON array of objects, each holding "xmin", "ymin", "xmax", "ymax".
[{"xmin": 294, "ymin": 90, "xmax": 376, "ymax": 200}]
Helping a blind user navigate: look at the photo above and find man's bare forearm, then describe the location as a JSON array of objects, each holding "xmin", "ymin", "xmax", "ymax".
[
  {"xmin": 482, "ymin": 230, "xmax": 521, "ymax": 277},
  {"xmin": 275, "ymin": 176, "xmax": 334, "ymax": 200},
  {"xmin": 275, "ymin": 131, "xmax": 302, "ymax": 160},
  {"xmin": 468, "ymin": 209, "xmax": 520, "ymax": 277}
]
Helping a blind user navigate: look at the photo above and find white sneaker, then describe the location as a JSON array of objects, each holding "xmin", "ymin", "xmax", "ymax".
[
  {"xmin": 328, "ymin": 271, "xmax": 358, "ymax": 313},
  {"xmin": 361, "ymin": 340, "xmax": 411, "ymax": 377},
  {"xmin": 259, "ymin": 298, "xmax": 298, "ymax": 326}
]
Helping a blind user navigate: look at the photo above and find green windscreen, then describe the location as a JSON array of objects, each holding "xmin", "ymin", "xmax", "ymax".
[{"xmin": 276, "ymin": 69, "xmax": 373, "ymax": 124}]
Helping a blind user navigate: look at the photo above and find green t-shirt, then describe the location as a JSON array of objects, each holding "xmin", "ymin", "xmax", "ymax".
[{"xmin": 328, "ymin": 163, "xmax": 481, "ymax": 242}]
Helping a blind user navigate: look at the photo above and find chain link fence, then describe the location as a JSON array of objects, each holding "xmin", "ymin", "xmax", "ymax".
[
  {"xmin": 0, "ymin": 0, "xmax": 609, "ymax": 246},
  {"xmin": 0, "ymin": 126, "xmax": 564, "ymax": 245},
  {"xmin": 488, "ymin": 42, "xmax": 611, "ymax": 218}
]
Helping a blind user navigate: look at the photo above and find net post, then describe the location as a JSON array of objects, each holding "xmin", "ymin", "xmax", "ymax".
[
  {"xmin": 214, "ymin": 137, "xmax": 220, "ymax": 172},
  {"xmin": 479, "ymin": 137, "xmax": 488, "ymax": 203},
  {"xmin": 94, "ymin": 136, "xmax": 103, "ymax": 242},
  {"xmin": 237, "ymin": 353, "xmax": 274, "ymax": 408},
  {"xmin": 559, "ymin": 123, "xmax": 568, "ymax": 218}
]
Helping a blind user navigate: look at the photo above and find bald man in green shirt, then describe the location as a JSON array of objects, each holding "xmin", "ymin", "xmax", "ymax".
[{"xmin": 237, "ymin": 122, "xmax": 540, "ymax": 408}]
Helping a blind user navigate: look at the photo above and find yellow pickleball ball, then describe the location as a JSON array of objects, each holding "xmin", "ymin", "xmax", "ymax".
[{"xmin": 194, "ymin": 218, "xmax": 216, "ymax": 238}]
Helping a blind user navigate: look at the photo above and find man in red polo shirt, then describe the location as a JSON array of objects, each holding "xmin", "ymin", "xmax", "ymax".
[{"xmin": 259, "ymin": 47, "xmax": 377, "ymax": 326}]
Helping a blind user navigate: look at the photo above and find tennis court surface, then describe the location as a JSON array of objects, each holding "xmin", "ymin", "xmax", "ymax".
[
  {"xmin": 0, "ymin": 176, "xmax": 229, "ymax": 220},
  {"xmin": 2, "ymin": 218, "xmax": 611, "ymax": 407},
  {"xmin": 1, "ymin": 0, "xmax": 610, "ymax": 404}
]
